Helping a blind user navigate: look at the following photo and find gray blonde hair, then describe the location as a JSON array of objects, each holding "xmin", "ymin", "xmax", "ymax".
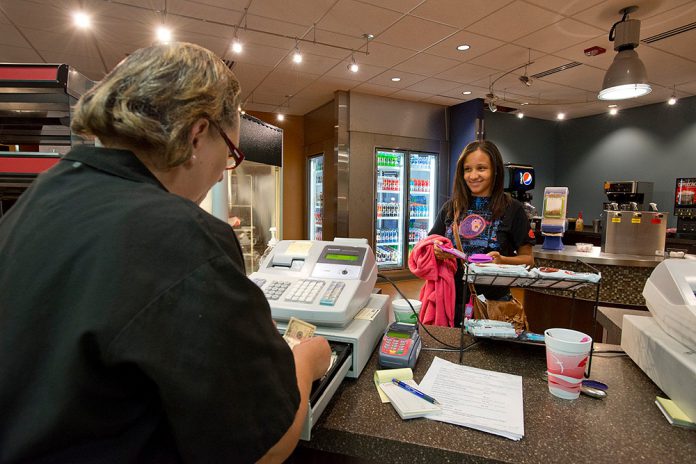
[{"xmin": 71, "ymin": 42, "xmax": 241, "ymax": 168}]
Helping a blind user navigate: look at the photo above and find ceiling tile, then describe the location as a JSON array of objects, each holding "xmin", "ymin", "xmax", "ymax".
[
  {"xmin": 423, "ymin": 94, "xmax": 463, "ymax": 106},
  {"xmin": 317, "ymin": 0, "xmax": 403, "ymax": 37},
  {"xmin": 437, "ymin": 62, "xmax": 500, "ymax": 84},
  {"xmin": 467, "ymin": 1, "xmax": 562, "ymax": 42},
  {"xmin": 233, "ymin": 62, "xmax": 275, "ymax": 93},
  {"xmin": 237, "ymin": 29, "xmax": 296, "ymax": 50},
  {"xmin": 641, "ymin": 1, "xmax": 696, "ymax": 38},
  {"xmin": 298, "ymin": 76, "xmax": 359, "ymax": 95},
  {"xmin": 324, "ymin": 62, "xmax": 389, "ymax": 82},
  {"xmin": 410, "ymin": 0, "xmax": 514, "ymax": 28},
  {"xmin": 247, "ymin": 0, "xmax": 335, "ymax": 27},
  {"xmin": 21, "ymin": 27, "xmax": 101, "ymax": 58},
  {"xmin": 553, "ymin": 37, "xmax": 616, "ymax": 71},
  {"xmin": 515, "ymin": 18, "xmax": 605, "ymax": 54},
  {"xmin": 537, "ymin": 63, "xmax": 606, "ymax": 92},
  {"xmin": 226, "ymin": 42, "xmax": 288, "ymax": 67},
  {"xmin": 674, "ymin": 81, "xmax": 696, "ymax": 96},
  {"xmin": 351, "ymin": 82, "xmax": 400, "ymax": 97},
  {"xmin": 375, "ymin": 15, "xmax": 458, "ymax": 52},
  {"xmin": 168, "ymin": 0, "xmax": 244, "ymax": 24},
  {"xmin": 276, "ymin": 53, "xmax": 341, "ymax": 75},
  {"xmin": 0, "ymin": 25, "xmax": 30, "ymax": 48},
  {"xmin": 245, "ymin": 14, "xmax": 309, "ymax": 39},
  {"xmin": 92, "ymin": 17, "xmax": 154, "ymax": 49},
  {"xmin": 439, "ymin": 83, "xmax": 489, "ymax": 99},
  {"xmin": 0, "ymin": 44, "xmax": 42, "ymax": 63},
  {"xmin": 393, "ymin": 53, "xmax": 460, "ymax": 76},
  {"xmin": 37, "ymin": 50, "xmax": 106, "ymax": 78},
  {"xmin": 389, "ymin": 88, "xmax": 432, "ymax": 101},
  {"xmin": 405, "ymin": 77, "xmax": 461, "ymax": 94},
  {"xmin": 368, "ymin": 70, "xmax": 428, "ymax": 88},
  {"xmin": 424, "ymin": 30, "xmax": 505, "ymax": 61},
  {"xmin": 254, "ymin": 69, "xmax": 320, "ymax": 96},
  {"xmin": 638, "ymin": 45, "xmax": 696, "ymax": 86},
  {"xmin": 468, "ymin": 44, "xmax": 544, "ymax": 72},
  {"xmin": 523, "ymin": 0, "xmax": 604, "ymax": 16},
  {"xmin": 1, "ymin": 1, "xmax": 67, "ymax": 33},
  {"xmin": 573, "ymin": 0, "xmax": 694, "ymax": 32},
  {"xmin": 356, "ymin": 42, "xmax": 416, "ymax": 68},
  {"xmin": 354, "ymin": 0, "xmax": 423, "ymax": 13},
  {"xmin": 307, "ymin": 30, "xmax": 365, "ymax": 57}
]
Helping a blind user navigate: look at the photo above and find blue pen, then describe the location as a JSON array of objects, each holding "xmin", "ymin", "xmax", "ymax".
[{"xmin": 392, "ymin": 378, "xmax": 440, "ymax": 405}]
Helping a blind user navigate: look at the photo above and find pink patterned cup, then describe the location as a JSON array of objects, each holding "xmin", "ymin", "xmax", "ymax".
[{"xmin": 544, "ymin": 329, "xmax": 592, "ymax": 400}]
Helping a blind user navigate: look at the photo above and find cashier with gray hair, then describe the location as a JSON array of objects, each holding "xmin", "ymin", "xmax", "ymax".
[{"xmin": 0, "ymin": 42, "xmax": 330, "ymax": 463}]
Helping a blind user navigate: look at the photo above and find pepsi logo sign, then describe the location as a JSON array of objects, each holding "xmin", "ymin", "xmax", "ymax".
[{"xmin": 519, "ymin": 171, "xmax": 533, "ymax": 186}]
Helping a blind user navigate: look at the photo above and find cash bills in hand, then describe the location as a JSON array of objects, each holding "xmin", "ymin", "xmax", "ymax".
[{"xmin": 283, "ymin": 316, "xmax": 316, "ymax": 349}]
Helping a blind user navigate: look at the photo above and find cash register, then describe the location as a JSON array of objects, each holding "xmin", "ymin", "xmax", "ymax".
[
  {"xmin": 622, "ymin": 259, "xmax": 696, "ymax": 422},
  {"xmin": 249, "ymin": 238, "xmax": 389, "ymax": 439}
]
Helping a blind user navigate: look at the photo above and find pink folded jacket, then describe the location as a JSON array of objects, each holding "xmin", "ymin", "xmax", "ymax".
[{"xmin": 408, "ymin": 234, "xmax": 458, "ymax": 327}]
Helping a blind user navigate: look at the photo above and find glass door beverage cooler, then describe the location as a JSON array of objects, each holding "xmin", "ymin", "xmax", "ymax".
[
  {"xmin": 308, "ymin": 154, "xmax": 324, "ymax": 240},
  {"xmin": 375, "ymin": 149, "xmax": 438, "ymax": 269}
]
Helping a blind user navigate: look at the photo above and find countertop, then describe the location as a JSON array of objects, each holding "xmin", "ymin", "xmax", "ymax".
[
  {"xmin": 533, "ymin": 245, "xmax": 666, "ymax": 267},
  {"xmin": 301, "ymin": 326, "xmax": 696, "ymax": 463}
]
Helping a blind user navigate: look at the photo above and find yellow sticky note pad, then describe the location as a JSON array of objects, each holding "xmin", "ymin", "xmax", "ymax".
[{"xmin": 374, "ymin": 368, "xmax": 413, "ymax": 403}]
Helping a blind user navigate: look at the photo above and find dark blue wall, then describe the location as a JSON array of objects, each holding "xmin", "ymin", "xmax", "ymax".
[
  {"xmin": 556, "ymin": 96, "xmax": 696, "ymax": 226},
  {"xmin": 485, "ymin": 112, "xmax": 558, "ymax": 214},
  {"xmin": 448, "ymin": 99, "xmax": 484, "ymax": 193}
]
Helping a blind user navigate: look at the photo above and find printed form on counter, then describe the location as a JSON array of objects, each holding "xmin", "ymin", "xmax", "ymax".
[{"xmin": 419, "ymin": 357, "xmax": 524, "ymax": 440}]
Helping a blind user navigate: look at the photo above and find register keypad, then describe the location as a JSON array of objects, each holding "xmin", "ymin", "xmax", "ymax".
[
  {"xmin": 261, "ymin": 280, "xmax": 291, "ymax": 300},
  {"xmin": 320, "ymin": 281, "xmax": 345, "ymax": 306},
  {"xmin": 284, "ymin": 279, "xmax": 325, "ymax": 304}
]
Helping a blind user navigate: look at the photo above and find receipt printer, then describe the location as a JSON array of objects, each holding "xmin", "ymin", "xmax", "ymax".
[{"xmin": 249, "ymin": 239, "xmax": 378, "ymax": 327}]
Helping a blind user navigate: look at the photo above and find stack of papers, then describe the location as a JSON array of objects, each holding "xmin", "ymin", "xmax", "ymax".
[
  {"xmin": 379, "ymin": 381, "xmax": 442, "ymax": 420},
  {"xmin": 419, "ymin": 357, "xmax": 525, "ymax": 440},
  {"xmin": 374, "ymin": 368, "xmax": 441, "ymax": 419},
  {"xmin": 655, "ymin": 396, "xmax": 696, "ymax": 429}
]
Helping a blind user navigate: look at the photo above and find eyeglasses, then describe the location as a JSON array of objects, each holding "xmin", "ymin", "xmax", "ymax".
[{"xmin": 209, "ymin": 120, "xmax": 245, "ymax": 170}]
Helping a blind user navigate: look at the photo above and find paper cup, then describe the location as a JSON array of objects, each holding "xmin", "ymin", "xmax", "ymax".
[
  {"xmin": 544, "ymin": 328, "xmax": 592, "ymax": 400},
  {"xmin": 392, "ymin": 299, "xmax": 421, "ymax": 324}
]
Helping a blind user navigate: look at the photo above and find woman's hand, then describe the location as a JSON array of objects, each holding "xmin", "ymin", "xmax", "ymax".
[
  {"xmin": 487, "ymin": 251, "xmax": 503, "ymax": 264},
  {"xmin": 433, "ymin": 241, "xmax": 456, "ymax": 261}
]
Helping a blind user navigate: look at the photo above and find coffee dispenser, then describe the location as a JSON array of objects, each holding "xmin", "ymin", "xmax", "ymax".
[
  {"xmin": 674, "ymin": 178, "xmax": 696, "ymax": 238},
  {"xmin": 603, "ymin": 181, "xmax": 653, "ymax": 211}
]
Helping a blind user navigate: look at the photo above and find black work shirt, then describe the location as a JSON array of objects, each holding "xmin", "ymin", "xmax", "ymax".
[
  {"xmin": 0, "ymin": 145, "xmax": 299, "ymax": 463},
  {"xmin": 429, "ymin": 197, "xmax": 535, "ymax": 307}
]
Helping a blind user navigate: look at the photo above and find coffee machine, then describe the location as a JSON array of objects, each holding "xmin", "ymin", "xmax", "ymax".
[
  {"xmin": 674, "ymin": 177, "xmax": 696, "ymax": 238},
  {"xmin": 603, "ymin": 181, "xmax": 653, "ymax": 211},
  {"xmin": 504, "ymin": 163, "xmax": 536, "ymax": 218}
]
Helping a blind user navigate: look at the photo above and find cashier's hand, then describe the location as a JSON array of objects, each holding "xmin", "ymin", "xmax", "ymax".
[
  {"xmin": 293, "ymin": 336, "xmax": 331, "ymax": 381},
  {"xmin": 487, "ymin": 251, "xmax": 503, "ymax": 264},
  {"xmin": 433, "ymin": 241, "xmax": 456, "ymax": 261}
]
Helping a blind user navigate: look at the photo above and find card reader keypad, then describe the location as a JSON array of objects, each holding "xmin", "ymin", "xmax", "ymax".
[
  {"xmin": 320, "ymin": 281, "xmax": 345, "ymax": 306},
  {"xmin": 285, "ymin": 279, "xmax": 325, "ymax": 304},
  {"xmin": 261, "ymin": 280, "xmax": 291, "ymax": 300}
]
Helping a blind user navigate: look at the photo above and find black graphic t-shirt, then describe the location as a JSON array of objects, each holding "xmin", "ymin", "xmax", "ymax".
[{"xmin": 429, "ymin": 196, "xmax": 535, "ymax": 307}]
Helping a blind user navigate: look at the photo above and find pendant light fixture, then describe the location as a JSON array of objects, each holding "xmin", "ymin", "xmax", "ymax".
[{"xmin": 598, "ymin": 6, "xmax": 652, "ymax": 101}]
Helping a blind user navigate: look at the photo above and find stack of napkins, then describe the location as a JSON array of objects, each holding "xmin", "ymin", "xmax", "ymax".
[
  {"xmin": 374, "ymin": 368, "xmax": 442, "ymax": 419},
  {"xmin": 466, "ymin": 263, "xmax": 532, "ymax": 286},
  {"xmin": 464, "ymin": 319, "xmax": 517, "ymax": 338},
  {"xmin": 529, "ymin": 267, "xmax": 601, "ymax": 283},
  {"xmin": 655, "ymin": 396, "xmax": 696, "ymax": 429}
]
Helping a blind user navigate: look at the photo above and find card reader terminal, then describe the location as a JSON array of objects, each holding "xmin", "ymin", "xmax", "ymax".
[
  {"xmin": 378, "ymin": 322, "xmax": 422, "ymax": 369},
  {"xmin": 249, "ymin": 239, "xmax": 377, "ymax": 327}
]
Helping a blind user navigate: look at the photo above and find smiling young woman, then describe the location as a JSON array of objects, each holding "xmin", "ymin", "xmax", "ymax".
[{"xmin": 428, "ymin": 140, "xmax": 536, "ymax": 325}]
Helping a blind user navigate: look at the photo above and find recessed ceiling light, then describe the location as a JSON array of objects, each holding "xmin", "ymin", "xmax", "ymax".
[
  {"xmin": 231, "ymin": 40, "xmax": 242, "ymax": 53},
  {"xmin": 391, "ymin": 77, "xmax": 401, "ymax": 82},
  {"xmin": 456, "ymin": 44, "xmax": 471, "ymax": 51},
  {"xmin": 609, "ymin": 107, "xmax": 618, "ymax": 115},
  {"xmin": 667, "ymin": 96, "xmax": 677, "ymax": 105},
  {"xmin": 557, "ymin": 112, "xmax": 566, "ymax": 120},
  {"xmin": 607, "ymin": 104, "xmax": 618, "ymax": 108},
  {"xmin": 156, "ymin": 26, "xmax": 172, "ymax": 43},
  {"xmin": 521, "ymin": 102, "xmax": 529, "ymax": 106},
  {"xmin": 277, "ymin": 114, "xmax": 285, "ymax": 121},
  {"xmin": 292, "ymin": 50, "xmax": 302, "ymax": 63},
  {"xmin": 516, "ymin": 112, "xmax": 524, "ymax": 119},
  {"xmin": 73, "ymin": 11, "xmax": 91, "ymax": 29},
  {"xmin": 462, "ymin": 91, "xmax": 472, "ymax": 95}
]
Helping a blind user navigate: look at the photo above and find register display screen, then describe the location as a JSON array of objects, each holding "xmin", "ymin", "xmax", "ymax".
[
  {"xmin": 325, "ymin": 253, "xmax": 358, "ymax": 262},
  {"xmin": 387, "ymin": 331, "xmax": 409, "ymax": 339}
]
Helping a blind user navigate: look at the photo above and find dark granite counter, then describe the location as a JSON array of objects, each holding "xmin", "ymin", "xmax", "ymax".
[{"xmin": 300, "ymin": 326, "xmax": 696, "ymax": 463}]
